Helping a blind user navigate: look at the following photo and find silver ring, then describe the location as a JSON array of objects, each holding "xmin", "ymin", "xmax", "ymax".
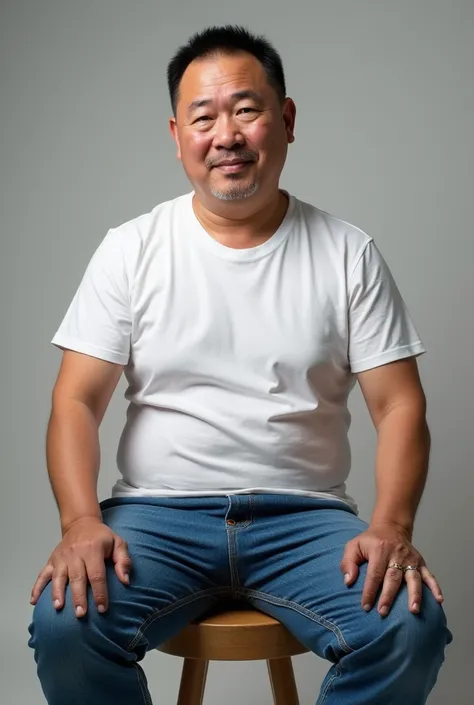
[
  {"xmin": 403, "ymin": 565, "xmax": 420, "ymax": 573},
  {"xmin": 387, "ymin": 562, "xmax": 405, "ymax": 572}
]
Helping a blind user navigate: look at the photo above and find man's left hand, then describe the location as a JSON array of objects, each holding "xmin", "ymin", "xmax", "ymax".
[{"xmin": 340, "ymin": 523, "xmax": 444, "ymax": 616}]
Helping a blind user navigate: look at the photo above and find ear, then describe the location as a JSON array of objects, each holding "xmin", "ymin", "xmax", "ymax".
[
  {"xmin": 169, "ymin": 117, "xmax": 182, "ymax": 160},
  {"xmin": 283, "ymin": 98, "xmax": 296, "ymax": 144}
]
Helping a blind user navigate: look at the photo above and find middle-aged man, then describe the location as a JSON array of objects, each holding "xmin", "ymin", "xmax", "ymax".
[{"xmin": 28, "ymin": 25, "xmax": 452, "ymax": 705}]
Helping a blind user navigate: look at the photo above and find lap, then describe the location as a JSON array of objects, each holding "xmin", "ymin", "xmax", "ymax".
[
  {"xmin": 237, "ymin": 501, "xmax": 447, "ymax": 657},
  {"xmin": 30, "ymin": 497, "xmax": 232, "ymax": 655}
]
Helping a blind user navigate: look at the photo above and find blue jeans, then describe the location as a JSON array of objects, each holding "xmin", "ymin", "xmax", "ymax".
[{"xmin": 28, "ymin": 495, "xmax": 452, "ymax": 704}]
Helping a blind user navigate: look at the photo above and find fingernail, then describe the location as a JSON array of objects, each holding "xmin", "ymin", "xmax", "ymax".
[
  {"xmin": 75, "ymin": 606, "xmax": 84, "ymax": 617},
  {"xmin": 412, "ymin": 602, "xmax": 419, "ymax": 612},
  {"xmin": 438, "ymin": 594, "xmax": 444, "ymax": 602},
  {"xmin": 97, "ymin": 605, "xmax": 106, "ymax": 614},
  {"xmin": 379, "ymin": 606, "xmax": 389, "ymax": 617},
  {"xmin": 124, "ymin": 573, "xmax": 130, "ymax": 584},
  {"xmin": 54, "ymin": 599, "xmax": 61, "ymax": 609},
  {"xmin": 363, "ymin": 603, "xmax": 372, "ymax": 612},
  {"xmin": 344, "ymin": 573, "xmax": 350, "ymax": 585},
  {"xmin": 30, "ymin": 597, "xmax": 35, "ymax": 605}
]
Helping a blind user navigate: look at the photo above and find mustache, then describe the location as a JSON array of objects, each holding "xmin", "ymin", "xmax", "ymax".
[{"xmin": 206, "ymin": 151, "xmax": 258, "ymax": 168}]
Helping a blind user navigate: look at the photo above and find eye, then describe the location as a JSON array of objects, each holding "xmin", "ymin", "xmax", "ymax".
[
  {"xmin": 193, "ymin": 115, "xmax": 211, "ymax": 124},
  {"xmin": 237, "ymin": 107, "xmax": 256, "ymax": 115}
]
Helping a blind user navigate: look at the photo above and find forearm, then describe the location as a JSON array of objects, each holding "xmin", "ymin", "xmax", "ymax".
[
  {"xmin": 46, "ymin": 398, "xmax": 102, "ymax": 534},
  {"xmin": 370, "ymin": 405, "xmax": 431, "ymax": 537}
]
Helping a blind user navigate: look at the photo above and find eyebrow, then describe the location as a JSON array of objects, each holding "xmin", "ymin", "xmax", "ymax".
[{"xmin": 186, "ymin": 90, "xmax": 264, "ymax": 116}]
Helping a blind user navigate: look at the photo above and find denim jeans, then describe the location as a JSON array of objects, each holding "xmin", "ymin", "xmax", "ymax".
[{"xmin": 28, "ymin": 494, "xmax": 452, "ymax": 704}]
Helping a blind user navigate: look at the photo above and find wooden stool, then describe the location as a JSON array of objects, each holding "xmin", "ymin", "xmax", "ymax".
[{"xmin": 158, "ymin": 602, "xmax": 309, "ymax": 705}]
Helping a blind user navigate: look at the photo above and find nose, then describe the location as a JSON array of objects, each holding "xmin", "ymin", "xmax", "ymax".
[{"xmin": 212, "ymin": 115, "xmax": 245, "ymax": 150}]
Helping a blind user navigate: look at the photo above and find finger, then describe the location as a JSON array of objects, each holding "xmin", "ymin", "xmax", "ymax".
[
  {"xmin": 361, "ymin": 551, "xmax": 386, "ymax": 610},
  {"xmin": 51, "ymin": 565, "xmax": 68, "ymax": 610},
  {"xmin": 405, "ymin": 568, "xmax": 423, "ymax": 613},
  {"xmin": 340, "ymin": 540, "xmax": 364, "ymax": 586},
  {"xmin": 377, "ymin": 566, "xmax": 404, "ymax": 617},
  {"xmin": 85, "ymin": 557, "xmax": 108, "ymax": 613},
  {"xmin": 421, "ymin": 567, "xmax": 444, "ymax": 603},
  {"xmin": 68, "ymin": 558, "xmax": 88, "ymax": 618},
  {"xmin": 112, "ymin": 536, "xmax": 132, "ymax": 584},
  {"xmin": 30, "ymin": 564, "xmax": 54, "ymax": 604}
]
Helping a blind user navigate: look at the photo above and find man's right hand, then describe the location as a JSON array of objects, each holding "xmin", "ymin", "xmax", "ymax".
[{"xmin": 30, "ymin": 516, "xmax": 132, "ymax": 618}]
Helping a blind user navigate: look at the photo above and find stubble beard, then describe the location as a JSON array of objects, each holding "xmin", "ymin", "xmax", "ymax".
[{"xmin": 211, "ymin": 178, "xmax": 259, "ymax": 201}]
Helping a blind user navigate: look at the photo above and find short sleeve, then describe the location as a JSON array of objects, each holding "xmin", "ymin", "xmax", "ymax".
[
  {"xmin": 51, "ymin": 228, "xmax": 133, "ymax": 365},
  {"xmin": 348, "ymin": 240, "xmax": 426, "ymax": 373}
]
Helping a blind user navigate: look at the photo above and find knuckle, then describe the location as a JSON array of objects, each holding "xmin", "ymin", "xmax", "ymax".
[
  {"xmin": 88, "ymin": 573, "xmax": 105, "ymax": 585},
  {"xmin": 93, "ymin": 593, "xmax": 107, "ymax": 606},
  {"xmin": 72, "ymin": 593, "xmax": 86, "ymax": 604},
  {"xmin": 70, "ymin": 540, "xmax": 95, "ymax": 553},
  {"xmin": 69, "ymin": 542, "xmax": 85, "ymax": 553},
  {"xmin": 52, "ymin": 565, "xmax": 68, "ymax": 577},
  {"xmin": 369, "ymin": 569, "xmax": 385, "ymax": 581},
  {"xmin": 68, "ymin": 573, "xmax": 84, "ymax": 584}
]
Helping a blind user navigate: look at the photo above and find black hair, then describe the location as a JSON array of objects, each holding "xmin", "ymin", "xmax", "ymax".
[{"xmin": 167, "ymin": 25, "xmax": 286, "ymax": 115}]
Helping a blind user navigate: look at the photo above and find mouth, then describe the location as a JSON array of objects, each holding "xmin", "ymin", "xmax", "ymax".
[{"xmin": 214, "ymin": 160, "xmax": 253, "ymax": 173}]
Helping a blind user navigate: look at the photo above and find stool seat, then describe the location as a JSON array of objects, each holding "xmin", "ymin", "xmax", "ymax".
[
  {"xmin": 157, "ymin": 605, "xmax": 308, "ymax": 705},
  {"xmin": 159, "ymin": 607, "xmax": 309, "ymax": 661}
]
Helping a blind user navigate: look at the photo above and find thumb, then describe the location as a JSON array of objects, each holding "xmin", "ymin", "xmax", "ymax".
[
  {"xmin": 112, "ymin": 535, "xmax": 132, "ymax": 584},
  {"xmin": 340, "ymin": 538, "xmax": 364, "ymax": 586}
]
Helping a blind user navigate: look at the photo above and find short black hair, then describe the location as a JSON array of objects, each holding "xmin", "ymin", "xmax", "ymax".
[{"xmin": 167, "ymin": 25, "xmax": 286, "ymax": 115}]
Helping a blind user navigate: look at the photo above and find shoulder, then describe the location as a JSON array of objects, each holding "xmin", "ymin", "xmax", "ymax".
[
  {"xmin": 292, "ymin": 194, "xmax": 373, "ymax": 266},
  {"xmin": 108, "ymin": 192, "xmax": 190, "ymax": 247},
  {"xmin": 102, "ymin": 192, "xmax": 191, "ymax": 269}
]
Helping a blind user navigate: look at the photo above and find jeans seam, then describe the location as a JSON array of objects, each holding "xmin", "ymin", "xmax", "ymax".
[
  {"xmin": 227, "ymin": 529, "xmax": 240, "ymax": 594},
  {"xmin": 234, "ymin": 587, "xmax": 354, "ymax": 655},
  {"xmin": 316, "ymin": 663, "xmax": 342, "ymax": 705},
  {"xmin": 125, "ymin": 586, "xmax": 231, "ymax": 651},
  {"xmin": 135, "ymin": 663, "xmax": 153, "ymax": 705}
]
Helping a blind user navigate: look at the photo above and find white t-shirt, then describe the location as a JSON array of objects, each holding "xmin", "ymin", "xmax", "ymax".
[{"xmin": 52, "ymin": 191, "xmax": 425, "ymax": 513}]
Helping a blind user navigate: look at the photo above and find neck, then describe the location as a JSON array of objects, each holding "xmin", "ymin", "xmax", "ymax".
[{"xmin": 192, "ymin": 190, "xmax": 289, "ymax": 249}]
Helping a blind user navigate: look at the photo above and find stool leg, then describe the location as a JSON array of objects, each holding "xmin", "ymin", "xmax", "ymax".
[
  {"xmin": 267, "ymin": 657, "xmax": 300, "ymax": 705},
  {"xmin": 176, "ymin": 658, "xmax": 209, "ymax": 705}
]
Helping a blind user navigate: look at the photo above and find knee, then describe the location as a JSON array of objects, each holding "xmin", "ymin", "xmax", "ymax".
[
  {"xmin": 389, "ymin": 588, "xmax": 452, "ymax": 666},
  {"xmin": 28, "ymin": 585, "xmax": 89, "ymax": 662},
  {"xmin": 353, "ymin": 587, "xmax": 451, "ymax": 669}
]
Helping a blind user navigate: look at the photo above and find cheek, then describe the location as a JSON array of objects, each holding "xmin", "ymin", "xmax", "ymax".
[
  {"xmin": 184, "ymin": 133, "xmax": 211, "ymax": 164},
  {"xmin": 245, "ymin": 122, "xmax": 270, "ymax": 147},
  {"xmin": 247, "ymin": 120, "xmax": 285, "ymax": 155}
]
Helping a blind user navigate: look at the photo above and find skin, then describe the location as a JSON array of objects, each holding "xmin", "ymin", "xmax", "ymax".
[
  {"xmin": 30, "ymin": 52, "xmax": 443, "ymax": 619},
  {"xmin": 169, "ymin": 51, "xmax": 296, "ymax": 248}
]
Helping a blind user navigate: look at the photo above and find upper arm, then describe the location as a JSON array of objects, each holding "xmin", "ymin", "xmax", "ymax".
[
  {"xmin": 348, "ymin": 240, "xmax": 425, "ymax": 374},
  {"xmin": 357, "ymin": 357, "xmax": 427, "ymax": 430},
  {"xmin": 51, "ymin": 227, "xmax": 135, "ymax": 367},
  {"xmin": 52, "ymin": 350, "xmax": 124, "ymax": 425}
]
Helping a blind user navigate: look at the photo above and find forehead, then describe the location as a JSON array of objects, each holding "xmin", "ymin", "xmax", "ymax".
[{"xmin": 177, "ymin": 52, "xmax": 271, "ymax": 110}]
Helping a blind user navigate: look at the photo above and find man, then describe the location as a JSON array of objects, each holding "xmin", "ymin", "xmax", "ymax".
[{"xmin": 28, "ymin": 25, "xmax": 451, "ymax": 705}]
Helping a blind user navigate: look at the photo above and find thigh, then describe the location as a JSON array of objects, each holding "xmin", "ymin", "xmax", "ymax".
[
  {"xmin": 239, "ymin": 498, "xmax": 438, "ymax": 660},
  {"xmin": 30, "ymin": 497, "xmax": 232, "ymax": 659}
]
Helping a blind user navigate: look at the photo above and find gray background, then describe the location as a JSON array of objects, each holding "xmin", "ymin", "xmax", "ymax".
[{"xmin": 1, "ymin": 1, "xmax": 473, "ymax": 703}]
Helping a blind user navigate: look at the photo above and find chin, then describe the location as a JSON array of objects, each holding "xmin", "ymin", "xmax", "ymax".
[{"xmin": 210, "ymin": 180, "xmax": 260, "ymax": 202}]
